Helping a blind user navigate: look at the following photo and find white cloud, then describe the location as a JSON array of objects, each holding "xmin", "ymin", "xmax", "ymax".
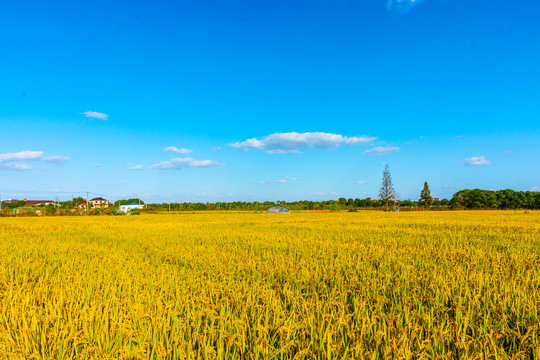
[
  {"xmin": 151, "ymin": 157, "xmax": 219, "ymax": 170},
  {"xmin": 0, "ymin": 162, "xmax": 33, "ymax": 171},
  {"xmin": 229, "ymin": 132, "xmax": 376, "ymax": 153},
  {"xmin": 83, "ymin": 111, "xmax": 108, "ymax": 120},
  {"xmin": 0, "ymin": 150, "xmax": 70, "ymax": 170},
  {"xmin": 463, "ymin": 156, "xmax": 491, "ymax": 166},
  {"xmin": 213, "ymin": 146, "xmax": 222, "ymax": 151},
  {"xmin": 164, "ymin": 146, "xmax": 193, "ymax": 155},
  {"xmin": 266, "ymin": 149, "xmax": 302, "ymax": 154},
  {"xmin": 260, "ymin": 176, "xmax": 301, "ymax": 184},
  {"xmin": 531, "ymin": 186, "xmax": 539, "ymax": 192},
  {"xmin": 230, "ymin": 137, "xmax": 265, "ymax": 151},
  {"xmin": 42, "ymin": 156, "xmax": 70, "ymax": 164},
  {"xmin": 356, "ymin": 181, "xmax": 369, "ymax": 185},
  {"xmin": 0, "ymin": 150, "xmax": 43, "ymax": 162},
  {"xmin": 387, "ymin": 0, "xmax": 423, "ymax": 12},
  {"xmin": 364, "ymin": 146, "xmax": 400, "ymax": 156},
  {"xmin": 344, "ymin": 136, "xmax": 378, "ymax": 145},
  {"xmin": 130, "ymin": 165, "xmax": 144, "ymax": 170}
]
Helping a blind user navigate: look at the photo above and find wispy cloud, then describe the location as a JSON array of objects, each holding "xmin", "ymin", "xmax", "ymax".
[
  {"xmin": 42, "ymin": 156, "xmax": 70, "ymax": 164},
  {"xmin": 313, "ymin": 191, "xmax": 342, "ymax": 196},
  {"xmin": 83, "ymin": 111, "xmax": 108, "ymax": 120},
  {"xmin": 0, "ymin": 162, "xmax": 33, "ymax": 171},
  {"xmin": 266, "ymin": 149, "xmax": 301, "ymax": 154},
  {"xmin": 260, "ymin": 176, "xmax": 301, "ymax": 184},
  {"xmin": 0, "ymin": 150, "xmax": 43, "ymax": 162},
  {"xmin": 463, "ymin": 156, "xmax": 491, "ymax": 166},
  {"xmin": 387, "ymin": 0, "xmax": 423, "ymax": 12},
  {"xmin": 344, "ymin": 136, "xmax": 378, "ymax": 145},
  {"xmin": 164, "ymin": 146, "xmax": 193, "ymax": 155},
  {"xmin": 151, "ymin": 157, "xmax": 220, "ymax": 170},
  {"xmin": 356, "ymin": 181, "xmax": 369, "ymax": 185},
  {"xmin": 0, "ymin": 150, "xmax": 69, "ymax": 170},
  {"xmin": 229, "ymin": 132, "xmax": 376, "ymax": 153},
  {"xmin": 532, "ymin": 187, "xmax": 540, "ymax": 192},
  {"xmin": 130, "ymin": 165, "xmax": 144, "ymax": 170},
  {"xmin": 364, "ymin": 146, "xmax": 400, "ymax": 156}
]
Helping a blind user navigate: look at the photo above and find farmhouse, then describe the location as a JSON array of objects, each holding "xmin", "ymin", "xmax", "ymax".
[
  {"xmin": 119, "ymin": 202, "xmax": 144, "ymax": 213},
  {"xmin": 90, "ymin": 197, "xmax": 110, "ymax": 208}
]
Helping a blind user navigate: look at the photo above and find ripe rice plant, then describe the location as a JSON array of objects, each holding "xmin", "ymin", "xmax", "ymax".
[{"xmin": 0, "ymin": 211, "xmax": 538, "ymax": 359}]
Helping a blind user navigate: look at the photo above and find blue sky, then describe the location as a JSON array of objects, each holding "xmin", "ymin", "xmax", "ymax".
[{"xmin": 1, "ymin": 0, "xmax": 539, "ymax": 203}]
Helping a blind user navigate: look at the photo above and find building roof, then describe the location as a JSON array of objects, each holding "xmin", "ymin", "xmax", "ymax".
[
  {"xmin": 267, "ymin": 207, "xmax": 290, "ymax": 213},
  {"xmin": 124, "ymin": 202, "xmax": 141, "ymax": 206},
  {"xmin": 90, "ymin": 197, "xmax": 108, "ymax": 202},
  {"xmin": 25, "ymin": 200, "xmax": 54, "ymax": 205}
]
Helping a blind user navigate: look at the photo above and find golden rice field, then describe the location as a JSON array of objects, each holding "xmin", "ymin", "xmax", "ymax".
[{"xmin": 0, "ymin": 211, "xmax": 539, "ymax": 359}]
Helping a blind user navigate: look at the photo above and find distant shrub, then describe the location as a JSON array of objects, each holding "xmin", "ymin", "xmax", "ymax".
[{"xmin": 328, "ymin": 204, "xmax": 342, "ymax": 212}]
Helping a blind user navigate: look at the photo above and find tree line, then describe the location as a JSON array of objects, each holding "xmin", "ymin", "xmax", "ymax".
[
  {"xmin": 2, "ymin": 165, "xmax": 539, "ymax": 214},
  {"xmin": 3, "ymin": 190, "xmax": 540, "ymax": 216},
  {"xmin": 449, "ymin": 189, "xmax": 540, "ymax": 209}
]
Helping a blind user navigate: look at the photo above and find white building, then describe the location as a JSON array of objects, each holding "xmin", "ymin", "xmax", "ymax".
[{"xmin": 118, "ymin": 202, "xmax": 144, "ymax": 213}]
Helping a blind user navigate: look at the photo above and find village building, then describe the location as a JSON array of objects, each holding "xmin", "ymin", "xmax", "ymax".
[
  {"xmin": 118, "ymin": 202, "xmax": 144, "ymax": 213},
  {"xmin": 90, "ymin": 197, "xmax": 110, "ymax": 208}
]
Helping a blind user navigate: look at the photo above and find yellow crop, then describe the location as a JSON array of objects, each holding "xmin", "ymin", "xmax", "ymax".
[{"xmin": 0, "ymin": 211, "xmax": 539, "ymax": 359}]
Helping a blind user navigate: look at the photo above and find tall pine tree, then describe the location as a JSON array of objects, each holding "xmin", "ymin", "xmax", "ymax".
[
  {"xmin": 419, "ymin": 181, "xmax": 433, "ymax": 209},
  {"xmin": 379, "ymin": 164, "xmax": 396, "ymax": 211}
]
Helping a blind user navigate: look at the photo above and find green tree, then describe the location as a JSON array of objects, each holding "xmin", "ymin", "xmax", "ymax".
[
  {"xmin": 115, "ymin": 198, "xmax": 145, "ymax": 206},
  {"xmin": 72, "ymin": 197, "xmax": 86, "ymax": 207},
  {"xmin": 379, "ymin": 164, "xmax": 396, "ymax": 211},
  {"xmin": 419, "ymin": 181, "xmax": 433, "ymax": 209}
]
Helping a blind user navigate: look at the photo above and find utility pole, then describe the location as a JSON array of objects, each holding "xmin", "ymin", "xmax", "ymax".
[
  {"xmin": 0, "ymin": 193, "xmax": 2, "ymax": 211},
  {"xmin": 145, "ymin": 192, "xmax": 147, "ymax": 208},
  {"xmin": 86, "ymin": 192, "xmax": 89, "ymax": 215},
  {"xmin": 168, "ymin": 198, "xmax": 171, "ymax": 212},
  {"xmin": 138, "ymin": 194, "xmax": 141, "ymax": 205}
]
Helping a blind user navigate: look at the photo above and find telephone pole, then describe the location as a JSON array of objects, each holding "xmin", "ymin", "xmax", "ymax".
[
  {"xmin": 145, "ymin": 192, "xmax": 147, "ymax": 208},
  {"xmin": 86, "ymin": 192, "xmax": 89, "ymax": 215},
  {"xmin": 168, "ymin": 198, "xmax": 171, "ymax": 212}
]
